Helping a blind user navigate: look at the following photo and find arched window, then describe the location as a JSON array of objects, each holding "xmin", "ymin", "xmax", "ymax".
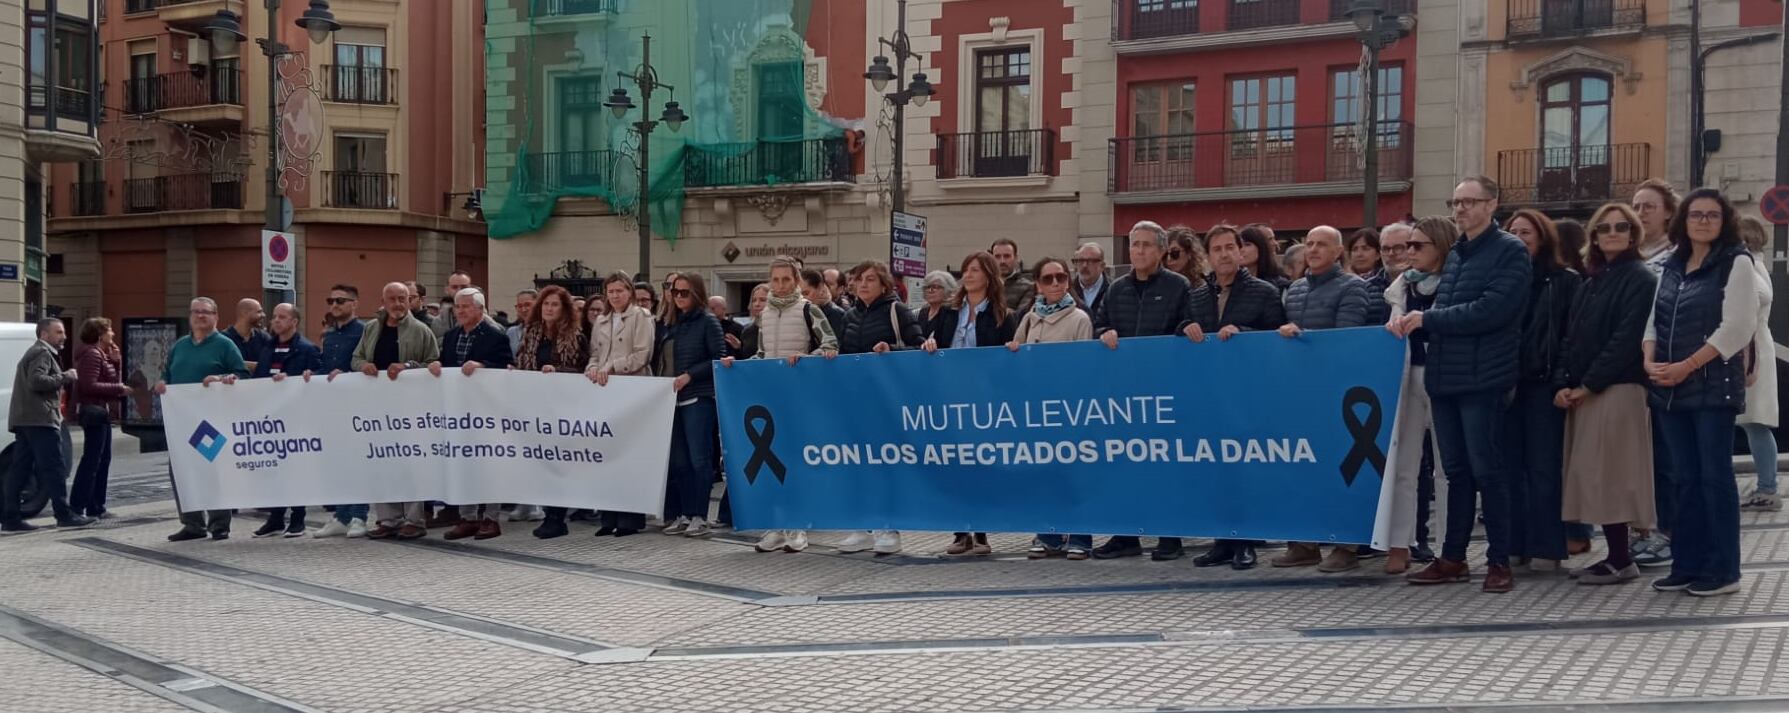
[{"xmin": 1538, "ymin": 73, "xmax": 1611, "ymax": 202}]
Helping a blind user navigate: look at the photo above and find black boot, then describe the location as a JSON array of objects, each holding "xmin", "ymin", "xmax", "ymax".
[
  {"xmin": 1192, "ymin": 541, "xmax": 1236, "ymax": 567},
  {"xmin": 1231, "ymin": 543, "xmax": 1258, "ymax": 570}
]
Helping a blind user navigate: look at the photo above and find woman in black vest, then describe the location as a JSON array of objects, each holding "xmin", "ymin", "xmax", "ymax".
[
  {"xmin": 1644, "ymin": 188, "xmax": 1755, "ymax": 597},
  {"xmin": 1503, "ymin": 209, "xmax": 1580, "ymax": 572},
  {"xmin": 1554, "ymin": 203, "xmax": 1657, "ymax": 585}
]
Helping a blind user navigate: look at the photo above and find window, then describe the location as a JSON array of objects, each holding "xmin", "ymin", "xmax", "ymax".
[
  {"xmin": 755, "ymin": 61, "xmax": 805, "ymax": 179},
  {"xmin": 332, "ymin": 27, "xmax": 388, "ymax": 103},
  {"xmin": 1330, "ymin": 65, "xmax": 1402, "ymax": 146},
  {"xmin": 1129, "ymin": 0, "xmax": 1198, "ymax": 38},
  {"xmin": 975, "ymin": 48, "xmax": 1031, "ymax": 135},
  {"xmin": 127, "ymin": 49, "xmax": 156, "ymax": 113},
  {"xmin": 555, "ymin": 76, "xmax": 607, "ymax": 187},
  {"xmin": 1537, "ymin": 74, "xmax": 1612, "ymax": 201},
  {"xmin": 1227, "ymin": 74, "xmax": 1296, "ymax": 184},
  {"xmin": 1129, "ymin": 82, "xmax": 1195, "ymax": 162}
]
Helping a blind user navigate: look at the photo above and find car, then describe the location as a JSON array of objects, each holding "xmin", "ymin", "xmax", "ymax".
[{"xmin": 0, "ymin": 322, "xmax": 58, "ymax": 519}]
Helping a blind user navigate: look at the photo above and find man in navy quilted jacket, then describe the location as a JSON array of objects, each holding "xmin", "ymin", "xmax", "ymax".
[{"xmin": 1395, "ymin": 176, "xmax": 1533, "ymax": 594}]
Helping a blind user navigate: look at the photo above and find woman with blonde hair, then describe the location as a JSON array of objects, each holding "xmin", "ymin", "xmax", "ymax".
[
  {"xmin": 1382, "ymin": 216, "xmax": 1456, "ymax": 575},
  {"xmin": 1736, "ymin": 216, "xmax": 1780, "ymax": 511},
  {"xmin": 583, "ymin": 271, "xmax": 661, "ymax": 537}
]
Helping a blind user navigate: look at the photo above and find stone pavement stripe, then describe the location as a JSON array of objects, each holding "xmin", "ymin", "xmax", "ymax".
[
  {"xmin": 65, "ymin": 537, "xmax": 624, "ymax": 661},
  {"xmin": 0, "ymin": 603, "xmax": 317, "ymax": 713},
  {"xmin": 1067, "ymin": 695, "xmax": 1789, "ymax": 712},
  {"xmin": 640, "ymin": 609, "xmax": 1789, "ymax": 662},
  {"xmin": 390, "ymin": 535, "xmax": 785, "ymax": 603}
]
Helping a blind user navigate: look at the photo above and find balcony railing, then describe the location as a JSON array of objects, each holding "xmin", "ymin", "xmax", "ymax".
[
  {"xmin": 1227, "ymin": 0, "xmax": 1301, "ymax": 30},
  {"xmin": 535, "ymin": 0, "xmax": 616, "ymax": 15},
  {"xmin": 1329, "ymin": 0, "xmax": 1416, "ymax": 20},
  {"xmin": 53, "ymin": 87, "xmax": 93, "ymax": 118},
  {"xmin": 1113, "ymin": 0, "xmax": 1200, "ymax": 40},
  {"xmin": 524, "ymin": 150, "xmax": 618, "ymax": 194},
  {"xmin": 123, "ymin": 70, "xmax": 242, "ymax": 113},
  {"xmin": 323, "ymin": 65, "xmax": 396, "ymax": 105},
  {"xmin": 1107, "ymin": 121, "xmax": 1413, "ymax": 193},
  {"xmin": 72, "ymin": 181, "xmax": 105, "ymax": 216},
  {"xmin": 1496, "ymin": 143, "xmax": 1650, "ymax": 206},
  {"xmin": 125, "ymin": 0, "xmax": 155, "ymax": 12},
  {"xmin": 325, "ymin": 171, "xmax": 399, "ymax": 209},
  {"xmin": 1507, "ymin": 0, "xmax": 1645, "ymax": 38},
  {"xmin": 684, "ymin": 138, "xmax": 853, "ymax": 189},
  {"xmin": 122, "ymin": 173, "xmax": 245, "ymax": 213},
  {"xmin": 936, "ymin": 129, "xmax": 1057, "ymax": 179}
]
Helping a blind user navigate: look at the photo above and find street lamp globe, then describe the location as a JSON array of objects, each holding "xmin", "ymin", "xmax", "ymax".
[
  {"xmin": 296, "ymin": 0, "xmax": 343, "ymax": 45},
  {"xmin": 907, "ymin": 72, "xmax": 934, "ymax": 108},
  {"xmin": 660, "ymin": 100, "xmax": 688, "ymax": 133},
  {"xmin": 604, "ymin": 87, "xmax": 635, "ymax": 119},
  {"xmin": 864, "ymin": 56, "xmax": 896, "ymax": 93},
  {"xmin": 1346, "ymin": 0, "xmax": 1385, "ymax": 33},
  {"xmin": 202, "ymin": 10, "xmax": 247, "ymax": 56}
]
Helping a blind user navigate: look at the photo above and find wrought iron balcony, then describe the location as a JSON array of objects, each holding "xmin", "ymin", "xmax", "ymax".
[
  {"xmin": 122, "ymin": 69, "xmax": 241, "ymax": 113},
  {"xmin": 1107, "ymin": 121, "xmax": 1413, "ymax": 193},
  {"xmin": 1112, "ymin": 0, "xmax": 1200, "ymax": 40},
  {"xmin": 1496, "ymin": 143, "xmax": 1650, "ymax": 207},
  {"xmin": 122, "ymin": 173, "xmax": 245, "ymax": 213},
  {"xmin": 1507, "ymin": 0, "xmax": 1645, "ymax": 38},
  {"xmin": 936, "ymin": 129, "xmax": 1057, "ymax": 179},
  {"xmin": 125, "ymin": 0, "xmax": 155, "ymax": 12},
  {"xmin": 535, "ymin": 0, "xmax": 615, "ymax": 15},
  {"xmin": 1227, "ymin": 0, "xmax": 1302, "ymax": 30},
  {"xmin": 523, "ymin": 150, "xmax": 618, "ymax": 194},
  {"xmin": 72, "ymin": 181, "xmax": 105, "ymax": 216},
  {"xmin": 683, "ymin": 137, "xmax": 853, "ymax": 189},
  {"xmin": 1329, "ymin": 0, "xmax": 1417, "ymax": 20},
  {"xmin": 325, "ymin": 171, "xmax": 400, "ymax": 210},
  {"xmin": 323, "ymin": 65, "xmax": 397, "ymax": 105}
]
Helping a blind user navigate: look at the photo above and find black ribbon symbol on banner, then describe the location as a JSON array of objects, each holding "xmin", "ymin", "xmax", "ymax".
[
  {"xmin": 742, "ymin": 405, "xmax": 787, "ymax": 485},
  {"xmin": 1338, "ymin": 386, "xmax": 1386, "ymax": 486}
]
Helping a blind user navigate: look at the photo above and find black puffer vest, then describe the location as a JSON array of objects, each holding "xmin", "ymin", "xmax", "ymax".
[{"xmin": 1649, "ymin": 242, "xmax": 1751, "ymax": 412}]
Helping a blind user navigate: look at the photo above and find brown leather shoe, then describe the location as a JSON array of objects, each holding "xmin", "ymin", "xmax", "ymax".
[
  {"xmin": 1317, "ymin": 546, "xmax": 1360, "ymax": 573},
  {"xmin": 366, "ymin": 524, "xmax": 398, "ymax": 540},
  {"xmin": 1385, "ymin": 547, "xmax": 1411, "ymax": 575},
  {"xmin": 1567, "ymin": 538, "xmax": 1591, "ymax": 555},
  {"xmin": 474, "ymin": 519, "xmax": 501, "ymax": 540},
  {"xmin": 426, "ymin": 510, "xmax": 461, "ymax": 529},
  {"xmin": 1482, "ymin": 564, "xmax": 1515, "ymax": 593},
  {"xmin": 1405, "ymin": 558, "xmax": 1470, "ymax": 585},
  {"xmin": 444, "ymin": 522, "xmax": 480, "ymax": 540},
  {"xmin": 396, "ymin": 524, "xmax": 427, "ymax": 540},
  {"xmin": 945, "ymin": 534, "xmax": 974, "ymax": 555},
  {"xmin": 1271, "ymin": 542, "xmax": 1322, "ymax": 568}
]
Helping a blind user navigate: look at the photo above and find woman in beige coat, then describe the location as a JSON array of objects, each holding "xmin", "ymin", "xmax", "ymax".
[
  {"xmin": 1009, "ymin": 257, "xmax": 1095, "ymax": 559},
  {"xmin": 584, "ymin": 270, "xmax": 659, "ymax": 536}
]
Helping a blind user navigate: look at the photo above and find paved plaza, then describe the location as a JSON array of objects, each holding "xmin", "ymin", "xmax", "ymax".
[{"xmin": 2, "ymin": 443, "xmax": 1788, "ymax": 712}]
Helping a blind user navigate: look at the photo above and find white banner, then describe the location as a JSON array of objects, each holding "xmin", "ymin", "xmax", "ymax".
[{"xmin": 162, "ymin": 369, "xmax": 674, "ymax": 513}]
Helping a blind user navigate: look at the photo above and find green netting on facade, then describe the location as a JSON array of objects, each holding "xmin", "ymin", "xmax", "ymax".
[{"xmin": 486, "ymin": 0, "xmax": 846, "ymax": 241}]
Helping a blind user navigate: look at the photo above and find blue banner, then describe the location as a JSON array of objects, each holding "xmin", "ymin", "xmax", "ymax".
[{"xmin": 715, "ymin": 328, "xmax": 1405, "ymax": 543}]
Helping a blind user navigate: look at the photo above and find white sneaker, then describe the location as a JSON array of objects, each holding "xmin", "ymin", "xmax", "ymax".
[
  {"xmin": 754, "ymin": 530, "xmax": 787, "ymax": 552},
  {"xmin": 873, "ymin": 530, "xmax": 902, "ymax": 554},
  {"xmin": 783, "ymin": 530, "xmax": 809, "ymax": 553},
  {"xmin": 662, "ymin": 516, "xmax": 690, "ymax": 535},
  {"xmin": 836, "ymin": 531, "xmax": 874, "ymax": 553},
  {"xmin": 683, "ymin": 518, "xmax": 712, "ymax": 538},
  {"xmin": 313, "ymin": 519, "xmax": 349, "ymax": 538},
  {"xmin": 345, "ymin": 519, "xmax": 367, "ymax": 538},
  {"xmin": 509, "ymin": 505, "xmax": 544, "ymax": 522}
]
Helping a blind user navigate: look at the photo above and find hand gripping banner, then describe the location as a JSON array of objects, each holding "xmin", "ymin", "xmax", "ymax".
[{"xmin": 717, "ymin": 328, "xmax": 1407, "ymax": 544}]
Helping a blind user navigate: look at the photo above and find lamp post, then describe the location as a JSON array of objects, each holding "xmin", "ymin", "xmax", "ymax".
[
  {"xmin": 204, "ymin": 0, "xmax": 341, "ymax": 309},
  {"xmin": 1346, "ymin": 0, "xmax": 1408, "ymax": 231},
  {"xmin": 864, "ymin": 0, "xmax": 936, "ymax": 214},
  {"xmin": 603, "ymin": 33, "xmax": 688, "ymax": 284}
]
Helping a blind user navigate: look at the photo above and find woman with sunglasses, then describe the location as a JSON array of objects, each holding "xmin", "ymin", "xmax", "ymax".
[
  {"xmin": 922, "ymin": 252, "xmax": 1018, "ymax": 556},
  {"xmin": 1382, "ymin": 217, "xmax": 1456, "ymax": 575},
  {"xmin": 1163, "ymin": 226, "xmax": 1208, "ymax": 289},
  {"xmin": 1736, "ymin": 217, "xmax": 1781, "ymax": 512},
  {"xmin": 1645, "ymin": 188, "xmax": 1755, "ymax": 597},
  {"xmin": 1503, "ymin": 209, "xmax": 1580, "ymax": 573},
  {"xmin": 656, "ymin": 273, "xmax": 729, "ymax": 539},
  {"xmin": 586, "ymin": 272, "xmax": 660, "ymax": 537},
  {"xmin": 1006, "ymin": 257, "xmax": 1096, "ymax": 560},
  {"xmin": 1554, "ymin": 203, "xmax": 1657, "ymax": 585}
]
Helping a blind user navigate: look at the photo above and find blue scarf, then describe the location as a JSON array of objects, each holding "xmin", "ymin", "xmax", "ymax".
[
  {"xmin": 1033, "ymin": 293, "xmax": 1078, "ymax": 317},
  {"xmin": 1401, "ymin": 268, "xmax": 1433, "ymax": 285}
]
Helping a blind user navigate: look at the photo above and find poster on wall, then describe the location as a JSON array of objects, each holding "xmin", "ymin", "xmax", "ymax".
[{"xmin": 121, "ymin": 318, "xmax": 186, "ymax": 428}]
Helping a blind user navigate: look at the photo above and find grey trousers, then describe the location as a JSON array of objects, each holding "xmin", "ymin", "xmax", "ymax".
[
  {"xmin": 374, "ymin": 501, "xmax": 425, "ymax": 527},
  {"xmin": 179, "ymin": 509, "xmax": 233, "ymax": 534}
]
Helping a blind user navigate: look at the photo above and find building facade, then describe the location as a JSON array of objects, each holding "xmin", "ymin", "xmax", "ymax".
[
  {"xmin": 9, "ymin": 0, "xmax": 101, "ymax": 322},
  {"xmin": 45, "ymin": 0, "xmax": 485, "ymax": 339}
]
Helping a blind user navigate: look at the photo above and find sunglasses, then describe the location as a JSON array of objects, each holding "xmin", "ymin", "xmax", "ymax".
[
  {"xmin": 1593, "ymin": 221, "xmax": 1633, "ymax": 235},
  {"xmin": 325, "ymin": 297, "xmax": 355, "ymax": 305},
  {"xmin": 1037, "ymin": 273, "xmax": 1069, "ymax": 285},
  {"xmin": 1167, "ymin": 249, "xmax": 1184, "ymax": 259},
  {"xmin": 670, "ymin": 289, "xmax": 693, "ymax": 298},
  {"xmin": 1405, "ymin": 241, "xmax": 1433, "ymax": 253}
]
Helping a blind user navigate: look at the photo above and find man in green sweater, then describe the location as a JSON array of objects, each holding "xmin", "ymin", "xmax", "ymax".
[
  {"xmin": 342, "ymin": 282, "xmax": 439, "ymax": 539},
  {"xmin": 155, "ymin": 296, "xmax": 249, "ymax": 542}
]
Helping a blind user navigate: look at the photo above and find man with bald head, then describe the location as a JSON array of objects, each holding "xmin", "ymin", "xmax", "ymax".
[
  {"xmin": 220, "ymin": 298, "xmax": 270, "ymax": 373},
  {"xmin": 346, "ymin": 281, "xmax": 440, "ymax": 540}
]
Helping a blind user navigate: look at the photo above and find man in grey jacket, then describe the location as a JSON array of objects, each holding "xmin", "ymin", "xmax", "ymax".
[{"xmin": 1, "ymin": 319, "xmax": 92, "ymax": 532}]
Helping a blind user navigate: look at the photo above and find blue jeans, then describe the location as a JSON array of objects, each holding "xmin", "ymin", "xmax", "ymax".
[
  {"xmin": 2, "ymin": 426, "xmax": 71, "ymax": 523},
  {"xmin": 1505, "ymin": 383, "xmax": 1567, "ymax": 560},
  {"xmin": 67, "ymin": 406, "xmax": 113, "ymax": 516},
  {"xmin": 1651, "ymin": 410, "xmax": 1674, "ymax": 531},
  {"xmin": 1659, "ymin": 408, "xmax": 1743, "ymax": 585},
  {"xmin": 1036, "ymin": 533, "xmax": 1092, "ymax": 550},
  {"xmin": 1743, "ymin": 423, "xmax": 1779, "ymax": 495},
  {"xmin": 1431, "ymin": 390, "xmax": 1513, "ymax": 567},
  {"xmin": 666, "ymin": 398, "xmax": 718, "ymax": 520},
  {"xmin": 332, "ymin": 504, "xmax": 370, "ymax": 524}
]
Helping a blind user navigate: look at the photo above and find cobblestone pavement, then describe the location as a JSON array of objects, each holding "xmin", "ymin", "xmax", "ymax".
[{"xmin": 2, "ymin": 463, "xmax": 1788, "ymax": 711}]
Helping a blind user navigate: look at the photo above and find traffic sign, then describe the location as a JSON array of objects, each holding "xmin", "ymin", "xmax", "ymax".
[
  {"xmin": 1762, "ymin": 185, "xmax": 1789, "ymax": 225},
  {"xmin": 262, "ymin": 230, "xmax": 295, "ymax": 290},
  {"xmin": 0, "ymin": 263, "xmax": 20, "ymax": 281},
  {"xmin": 891, "ymin": 211, "xmax": 927, "ymax": 279}
]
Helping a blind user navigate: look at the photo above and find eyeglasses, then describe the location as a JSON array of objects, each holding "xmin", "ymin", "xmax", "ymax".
[
  {"xmin": 1382, "ymin": 244, "xmax": 1410, "ymax": 254},
  {"xmin": 1405, "ymin": 241, "xmax": 1434, "ymax": 253},
  {"xmin": 1167, "ymin": 249, "xmax": 1184, "ymax": 259},
  {"xmin": 190, "ymin": 309, "xmax": 217, "ymax": 315},
  {"xmin": 922, "ymin": 284, "xmax": 944, "ymax": 291},
  {"xmin": 1037, "ymin": 273, "xmax": 1069, "ymax": 285},
  {"xmin": 1593, "ymin": 221, "xmax": 1633, "ymax": 235},
  {"xmin": 325, "ymin": 297, "xmax": 355, "ymax": 305},
  {"xmin": 1071, "ymin": 258, "xmax": 1102, "ymax": 265},
  {"xmin": 670, "ymin": 289, "xmax": 693, "ymax": 298},
  {"xmin": 1444, "ymin": 197, "xmax": 1493, "ymax": 210},
  {"xmin": 634, "ymin": 296, "xmax": 654, "ymax": 305},
  {"xmin": 1686, "ymin": 211, "xmax": 1723, "ymax": 223}
]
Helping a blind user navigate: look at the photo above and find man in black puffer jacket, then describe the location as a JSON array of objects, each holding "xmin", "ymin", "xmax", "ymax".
[
  {"xmin": 1091, "ymin": 220, "xmax": 1215, "ymax": 563},
  {"xmin": 1399, "ymin": 176, "xmax": 1533, "ymax": 594}
]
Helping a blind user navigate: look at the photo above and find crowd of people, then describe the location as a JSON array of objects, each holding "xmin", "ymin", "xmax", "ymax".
[{"xmin": 0, "ymin": 174, "xmax": 1771, "ymax": 599}]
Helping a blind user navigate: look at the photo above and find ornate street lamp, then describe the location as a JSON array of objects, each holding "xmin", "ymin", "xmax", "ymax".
[
  {"xmin": 605, "ymin": 33, "xmax": 686, "ymax": 282},
  {"xmin": 1346, "ymin": 0, "xmax": 1409, "ymax": 230},
  {"xmin": 865, "ymin": 0, "xmax": 937, "ymax": 214}
]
